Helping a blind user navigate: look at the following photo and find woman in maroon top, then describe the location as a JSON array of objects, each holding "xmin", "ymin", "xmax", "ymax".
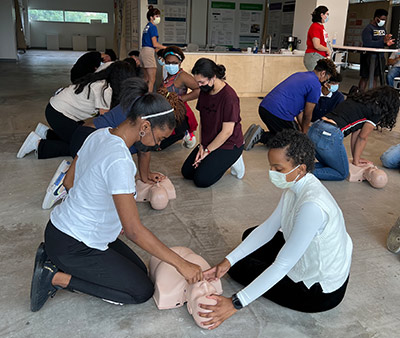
[
  {"xmin": 304, "ymin": 6, "xmax": 331, "ymax": 71},
  {"xmin": 181, "ymin": 58, "xmax": 245, "ymax": 187}
]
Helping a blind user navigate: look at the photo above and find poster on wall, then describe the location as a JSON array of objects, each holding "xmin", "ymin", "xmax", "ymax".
[
  {"xmin": 126, "ymin": 0, "xmax": 140, "ymax": 51},
  {"xmin": 163, "ymin": 0, "xmax": 188, "ymax": 45},
  {"xmin": 238, "ymin": 3, "xmax": 263, "ymax": 47},
  {"xmin": 267, "ymin": 1, "xmax": 282, "ymax": 49},
  {"xmin": 209, "ymin": 1, "xmax": 236, "ymax": 46}
]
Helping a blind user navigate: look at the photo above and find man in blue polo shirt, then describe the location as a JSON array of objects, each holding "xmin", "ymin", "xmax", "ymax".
[{"xmin": 244, "ymin": 58, "xmax": 337, "ymax": 150}]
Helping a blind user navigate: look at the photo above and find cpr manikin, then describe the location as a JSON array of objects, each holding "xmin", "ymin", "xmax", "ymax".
[
  {"xmin": 135, "ymin": 176, "xmax": 176, "ymax": 210},
  {"xmin": 149, "ymin": 247, "xmax": 223, "ymax": 328},
  {"xmin": 348, "ymin": 160, "xmax": 388, "ymax": 188}
]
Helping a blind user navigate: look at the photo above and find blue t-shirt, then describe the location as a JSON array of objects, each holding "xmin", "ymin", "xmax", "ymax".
[
  {"xmin": 93, "ymin": 104, "xmax": 138, "ymax": 154},
  {"xmin": 142, "ymin": 22, "xmax": 158, "ymax": 48},
  {"xmin": 260, "ymin": 72, "xmax": 321, "ymax": 121}
]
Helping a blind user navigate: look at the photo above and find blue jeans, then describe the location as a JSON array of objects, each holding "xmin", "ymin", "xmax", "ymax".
[
  {"xmin": 387, "ymin": 67, "xmax": 400, "ymax": 87},
  {"xmin": 308, "ymin": 120, "xmax": 349, "ymax": 181},
  {"xmin": 381, "ymin": 143, "xmax": 400, "ymax": 169}
]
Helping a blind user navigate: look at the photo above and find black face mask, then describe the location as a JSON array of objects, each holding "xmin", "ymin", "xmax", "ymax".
[
  {"xmin": 133, "ymin": 141, "xmax": 160, "ymax": 152},
  {"xmin": 200, "ymin": 84, "xmax": 214, "ymax": 92}
]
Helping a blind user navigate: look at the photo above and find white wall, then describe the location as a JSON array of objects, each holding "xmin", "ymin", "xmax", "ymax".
[
  {"xmin": 28, "ymin": 0, "xmax": 114, "ymax": 49},
  {"xmin": 293, "ymin": 0, "xmax": 349, "ymax": 50},
  {"xmin": 190, "ymin": 0, "xmax": 208, "ymax": 46},
  {"xmin": 0, "ymin": 0, "xmax": 18, "ymax": 60}
]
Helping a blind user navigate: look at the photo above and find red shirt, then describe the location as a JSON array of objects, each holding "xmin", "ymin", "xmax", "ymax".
[
  {"xmin": 306, "ymin": 22, "xmax": 328, "ymax": 56},
  {"xmin": 196, "ymin": 83, "xmax": 243, "ymax": 150}
]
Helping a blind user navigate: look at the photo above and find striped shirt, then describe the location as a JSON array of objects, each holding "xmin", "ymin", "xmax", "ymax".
[{"xmin": 325, "ymin": 99, "xmax": 380, "ymax": 137}]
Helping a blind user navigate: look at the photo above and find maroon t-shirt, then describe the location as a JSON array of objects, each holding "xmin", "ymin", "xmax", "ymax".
[{"xmin": 196, "ymin": 83, "xmax": 243, "ymax": 150}]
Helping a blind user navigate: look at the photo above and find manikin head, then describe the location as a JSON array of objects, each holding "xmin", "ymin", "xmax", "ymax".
[
  {"xmin": 149, "ymin": 247, "xmax": 223, "ymax": 328},
  {"xmin": 348, "ymin": 161, "xmax": 388, "ymax": 189}
]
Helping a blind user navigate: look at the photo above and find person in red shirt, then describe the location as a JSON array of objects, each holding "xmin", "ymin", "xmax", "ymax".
[{"xmin": 304, "ymin": 6, "xmax": 331, "ymax": 71}]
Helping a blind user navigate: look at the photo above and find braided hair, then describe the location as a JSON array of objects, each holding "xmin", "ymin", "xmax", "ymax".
[{"xmin": 157, "ymin": 87, "xmax": 187, "ymax": 124}]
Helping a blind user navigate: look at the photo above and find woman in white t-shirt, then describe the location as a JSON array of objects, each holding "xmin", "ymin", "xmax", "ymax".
[
  {"xmin": 198, "ymin": 130, "xmax": 353, "ymax": 329},
  {"xmin": 30, "ymin": 79, "xmax": 203, "ymax": 312},
  {"xmin": 17, "ymin": 61, "xmax": 137, "ymax": 159}
]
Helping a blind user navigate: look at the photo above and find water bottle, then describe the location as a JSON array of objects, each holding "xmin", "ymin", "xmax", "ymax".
[
  {"xmin": 261, "ymin": 44, "xmax": 266, "ymax": 54},
  {"xmin": 253, "ymin": 40, "xmax": 258, "ymax": 54},
  {"xmin": 332, "ymin": 32, "xmax": 337, "ymax": 45}
]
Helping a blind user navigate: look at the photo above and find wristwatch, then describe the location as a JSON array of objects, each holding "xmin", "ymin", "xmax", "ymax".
[
  {"xmin": 231, "ymin": 293, "xmax": 243, "ymax": 310},
  {"xmin": 204, "ymin": 147, "xmax": 211, "ymax": 154}
]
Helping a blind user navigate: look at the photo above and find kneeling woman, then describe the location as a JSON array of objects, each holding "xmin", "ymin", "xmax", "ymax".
[
  {"xmin": 181, "ymin": 58, "xmax": 245, "ymax": 187},
  {"xmin": 30, "ymin": 89, "xmax": 203, "ymax": 311},
  {"xmin": 308, "ymin": 86, "xmax": 399, "ymax": 181},
  {"xmin": 200, "ymin": 130, "xmax": 352, "ymax": 329}
]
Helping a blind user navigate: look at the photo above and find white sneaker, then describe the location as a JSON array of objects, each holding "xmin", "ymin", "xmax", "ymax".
[
  {"xmin": 102, "ymin": 299, "xmax": 124, "ymax": 306},
  {"xmin": 17, "ymin": 131, "xmax": 41, "ymax": 158},
  {"xmin": 42, "ymin": 160, "xmax": 71, "ymax": 210},
  {"xmin": 183, "ymin": 131, "xmax": 197, "ymax": 149},
  {"xmin": 34, "ymin": 123, "xmax": 50, "ymax": 139},
  {"xmin": 231, "ymin": 155, "xmax": 245, "ymax": 179}
]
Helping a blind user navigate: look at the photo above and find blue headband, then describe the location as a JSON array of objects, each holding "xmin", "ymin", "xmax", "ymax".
[{"xmin": 164, "ymin": 51, "xmax": 182, "ymax": 61}]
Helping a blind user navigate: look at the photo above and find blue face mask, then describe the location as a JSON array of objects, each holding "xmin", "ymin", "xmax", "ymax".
[
  {"xmin": 157, "ymin": 58, "xmax": 165, "ymax": 66},
  {"xmin": 165, "ymin": 64, "xmax": 180, "ymax": 75},
  {"xmin": 324, "ymin": 15, "xmax": 329, "ymax": 23},
  {"xmin": 329, "ymin": 84, "xmax": 339, "ymax": 93}
]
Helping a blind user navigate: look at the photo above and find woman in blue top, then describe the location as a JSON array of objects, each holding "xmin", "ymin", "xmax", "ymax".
[{"xmin": 140, "ymin": 5, "xmax": 166, "ymax": 92}]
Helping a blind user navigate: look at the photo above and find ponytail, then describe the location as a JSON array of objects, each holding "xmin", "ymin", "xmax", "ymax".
[{"xmin": 191, "ymin": 58, "xmax": 226, "ymax": 80}]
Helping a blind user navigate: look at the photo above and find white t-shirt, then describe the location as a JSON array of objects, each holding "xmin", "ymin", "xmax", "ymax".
[
  {"xmin": 49, "ymin": 80, "xmax": 112, "ymax": 121},
  {"xmin": 389, "ymin": 52, "xmax": 400, "ymax": 68},
  {"xmin": 51, "ymin": 128, "xmax": 136, "ymax": 251}
]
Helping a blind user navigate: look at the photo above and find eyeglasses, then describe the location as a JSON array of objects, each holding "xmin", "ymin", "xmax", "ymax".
[{"xmin": 150, "ymin": 127, "xmax": 159, "ymax": 147}]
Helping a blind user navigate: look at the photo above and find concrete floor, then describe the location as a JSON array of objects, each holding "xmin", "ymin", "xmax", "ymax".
[{"xmin": 1, "ymin": 50, "xmax": 399, "ymax": 338}]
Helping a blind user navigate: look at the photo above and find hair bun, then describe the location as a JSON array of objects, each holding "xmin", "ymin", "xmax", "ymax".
[
  {"xmin": 217, "ymin": 64, "xmax": 226, "ymax": 78},
  {"xmin": 148, "ymin": 5, "xmax": 154, "ymax": 10}
]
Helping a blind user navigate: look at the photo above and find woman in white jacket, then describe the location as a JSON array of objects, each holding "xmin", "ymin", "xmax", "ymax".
[{"xmin": 200, "ymin": 129, "xmax": 353, "ymax": 329}]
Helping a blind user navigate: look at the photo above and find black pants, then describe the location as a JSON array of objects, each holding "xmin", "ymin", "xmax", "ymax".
[
  {"xmin": 258, "ymin": 106, "xmax": 299, "ymax": 144},
  {"xmin": 37, "ymin": 103, "xmax": 82, "ymax": 159},
  {"xmin": 44, "ymin": 221, "xmax": 154, "ymax": 304},
  {"xmin": 181, "ymin": 145, "xmax": 243, "ymax": 188},
  {"xmin": 228, "ymin": 226, "xmax": 349, "ymax": 313},
  {"xmin": 159, "ymin": 116, "xmax": 190, "ymax": 150},
  {"xmin": 70, "ymin": 125, "xmax": 97, "ymax": 158}
]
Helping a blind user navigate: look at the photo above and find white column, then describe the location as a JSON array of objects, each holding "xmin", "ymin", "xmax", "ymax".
[
  {"xmin": 0, "ymin": 0, "xmax": 17, "ymax": 60},
  {"xmin": 292, "ymin": 0, "xmax": 349, "ymax": 50}
]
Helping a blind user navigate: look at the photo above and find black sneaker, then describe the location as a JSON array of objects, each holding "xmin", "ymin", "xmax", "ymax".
[
  {"xmin": 244, "ymin": 125, "xmax": 264, "ymax": 151},
  {"xmin": 30, "ymin": 244, "xmax": 59, "ymax": 312}
]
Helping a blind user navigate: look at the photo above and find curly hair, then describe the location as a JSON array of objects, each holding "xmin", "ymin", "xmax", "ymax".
[
  {"xmin": 314, "ymin": 58, "xmax": 337, "ymax": 77},
  {"xmin": 267, "ymin": 129, "xmax": 315, "ymax": 172},
  {"xmin": 348, "ymin": 85, "xmax": 399, "ymax": 130},
  {"xmin": 157, "ymin": 87, "xmax": 187, "ymax": 124}
]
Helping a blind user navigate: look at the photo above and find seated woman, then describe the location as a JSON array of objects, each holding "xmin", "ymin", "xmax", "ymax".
[
  {"xmin": 30, "ymin": 84, "xmax": 203, "ymax": 312},
  {"xmin": 17, "ymin": 61, "xmax": 137, "ymax": 159},
  {"xmin": 42, "ymin": 78, "xmax": 187, "ymax": 209},
  {"xmin": 181, "ymin": 58, "xmax": 245, "ymax": 187},
  {"xmin": 308, "ymin": 86, "xmax": 399, "ymax": 181},
  {"xmin": 381, "ymin": 143, "xmax": 400, "ymax": 169},
  {"xmin": 160, "ymin": 46, "xmax": 200, "ymax": 149},
  {"xmin": 199, "ymin": 130, "xmax": 353, "ymax": 329}
]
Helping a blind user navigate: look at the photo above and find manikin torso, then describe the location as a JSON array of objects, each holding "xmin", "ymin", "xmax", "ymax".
[
  {"xmin": 348, "ymin": 161, "xmax": 388, "ymax": 188},
  {"xmin": 149, "ymin": 247, "xmax": 223, "ymax": 328},
  {"xmin": 136, "ymin": 176, "xmax": 176, "ymax": 210}
]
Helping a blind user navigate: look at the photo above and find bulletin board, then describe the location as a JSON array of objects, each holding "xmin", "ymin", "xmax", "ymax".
[{"xmin": 207, "ymin": 0, "xmax": 265, "ymax": 48}]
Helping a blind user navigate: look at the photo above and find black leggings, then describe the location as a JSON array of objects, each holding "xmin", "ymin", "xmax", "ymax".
[
  {"xmin": 70, "ymin": 125, "xmax": 97, "ymax": 158},
  {"xmin": 181, "ymin": 145, "xmax": 243, "ymax": 188},
  {"xmin": 258, "ymin": 106, "xmax": 299, "ymax": 144},
  {"xmin": 37, "ymin": 103, "xmax": 82, "ymax": 159},
  {"xmin": 228, "ymin": 226, "xmax": 349, "ymax": 313},
  {"xmin": 44, "ymin": 221, "xmax": 154, "ymax": 304}
]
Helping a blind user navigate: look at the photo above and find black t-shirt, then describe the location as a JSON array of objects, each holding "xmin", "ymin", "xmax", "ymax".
[
  {"xmin": 325, "ymin": 99, "xmax": 381, "ymax": 137},
  {"xmin": 70, "ymin": 51, "xmax": 102, "ymax": 83}
]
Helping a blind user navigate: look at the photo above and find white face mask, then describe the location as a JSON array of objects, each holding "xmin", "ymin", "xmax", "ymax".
[
  {"xmin": 377, "ymin": 19, "xmax": 385, "ymax": 27},
  {"xmin": 154, "ymin": 16, "xmax": 161, "ymax": 25},
  {"xmin": 269, "ymin": 165, "xmax": 300, "ymax": 189}
]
